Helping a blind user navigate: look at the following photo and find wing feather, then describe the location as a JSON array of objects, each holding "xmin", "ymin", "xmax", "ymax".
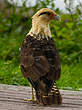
[
  {"xmin": 20, "ymin": 37, "xmax": 50, "ymax": 81},
  {"xmin": 20, "ymin": 35, "xmax": 61, "ymax": 82}
]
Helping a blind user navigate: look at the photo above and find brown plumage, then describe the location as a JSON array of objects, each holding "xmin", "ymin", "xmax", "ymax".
[{"xmin": 20, "ymin": 8, "xmax": 62, "ymax": 105}]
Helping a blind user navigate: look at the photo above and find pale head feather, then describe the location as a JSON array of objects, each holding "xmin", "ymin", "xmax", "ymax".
[{"xmin": 28, "ymin": 8, "xmax": 57, "ymax": 38}]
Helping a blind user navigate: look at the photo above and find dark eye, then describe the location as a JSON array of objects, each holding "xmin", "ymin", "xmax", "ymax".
[
  {"xmin": 47, "ymin": 12, "xmax": 51, "ymax": 15},
  {"xmin": 39, "ymin": 11, "xmax": 51, "ymax": 16}
]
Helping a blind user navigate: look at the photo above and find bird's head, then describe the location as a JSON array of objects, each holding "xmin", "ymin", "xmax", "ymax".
[
  {"xmin": 32, "ymin": 8, "xmax": 60, "ymax": 23},
  {"xmin": 29, "ymin": 8, "xmax": 60, "ymax": 38}
]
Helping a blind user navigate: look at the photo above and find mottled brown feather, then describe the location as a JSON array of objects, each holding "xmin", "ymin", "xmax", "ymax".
[
  {"xmin": 20, "ymin": 34, "xmax": 61, "ymax": 104},
  {"xmin": 20, "ymin": 35, "xmax": 61, "ymax": 81}
]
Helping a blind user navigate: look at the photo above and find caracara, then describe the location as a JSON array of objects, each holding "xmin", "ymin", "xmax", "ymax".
[{"xmin": 20, "ymin": 8, "xmax": 62, "ymax": 105}]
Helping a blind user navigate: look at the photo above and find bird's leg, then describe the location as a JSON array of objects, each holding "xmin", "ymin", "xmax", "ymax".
[
  {"xmin": 24, "ymin": 84, "xmax": 35, "ymax": 102},
  {"xmin": 31, "ymin": 84, "xmax": 35, "ymax": 101}
]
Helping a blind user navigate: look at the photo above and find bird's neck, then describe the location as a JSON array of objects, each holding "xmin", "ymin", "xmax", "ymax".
[{"xmin": 28, "ymin": 20, "xmax": 51, "ymax": 39}]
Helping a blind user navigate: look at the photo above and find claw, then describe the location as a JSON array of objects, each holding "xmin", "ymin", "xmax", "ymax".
[
  {"xmin": 24, "ymin": 98, "xmax": 36, "ymax": 102},
  {"xmin": 24, "ymin": 84, "xmax": 36, "ymax": 102}
]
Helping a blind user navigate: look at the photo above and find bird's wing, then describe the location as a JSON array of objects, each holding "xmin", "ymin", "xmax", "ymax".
[
  {"xmin": 20, "ymin": 35, "xmax": 61, "ymax": 104},
  {"xmin": 20, "ymin": 36, "xmax": 50, "ymax": 82},
  {"xmin": 50, "ymin": 38, "xmax": 61, "ymax": 80},
  {"xmin": 40, "ymin": 37, "xmax": 61, "ymax": 81}
]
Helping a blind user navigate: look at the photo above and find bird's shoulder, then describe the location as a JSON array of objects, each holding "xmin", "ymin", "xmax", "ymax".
[{"xmin": 20, "ymin": 34, "xmax": 59, "ymax": 58}]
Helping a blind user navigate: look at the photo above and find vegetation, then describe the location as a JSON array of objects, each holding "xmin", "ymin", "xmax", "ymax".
[{"xmin": 0, "ymin": 0, "xmax": 82, "ymax": 90}]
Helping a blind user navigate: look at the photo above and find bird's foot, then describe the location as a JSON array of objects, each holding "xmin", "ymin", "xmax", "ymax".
[
  {"xmin": 41, "ymin": 90, "xmax": 62, "ymax": 105},
  {"xmin": 24, "ymin": 98, "xmax": 36, "ymax": 102}
]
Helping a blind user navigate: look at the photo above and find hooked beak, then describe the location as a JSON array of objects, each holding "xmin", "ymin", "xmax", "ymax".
[{"xmin": 54, "ymin": 15, "xmax": 61, "ymax": 21}]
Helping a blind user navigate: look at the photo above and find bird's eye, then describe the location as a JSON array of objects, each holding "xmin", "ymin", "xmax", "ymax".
[
  {"xmin": 39, "ymin": 11, "xmax": 51, "ymax": 16},
  {"xmin": 47, "ymin": 12, "xmax": 51, "ymax": 15}
]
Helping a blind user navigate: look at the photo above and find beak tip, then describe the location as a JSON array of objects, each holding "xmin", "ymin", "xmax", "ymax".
[{"xmin": 54, "ymin": 15, "xmax": 61, "ymax": 21}]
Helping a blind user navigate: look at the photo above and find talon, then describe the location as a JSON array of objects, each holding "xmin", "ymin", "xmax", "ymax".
[
  {"xmin": 24, "ymin": 98, "xmax": 36, "ymax": 102},
  {"xmin": 24, "ymin": 98, "xmax": 32, "ymax": 101}
]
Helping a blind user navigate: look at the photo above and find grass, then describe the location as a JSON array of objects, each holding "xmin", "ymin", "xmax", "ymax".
[
  {"xmin": 57, "ymin": 63, "xmax": 82, "ymax": 90},
  {"xmin": 0, "ymin": 59, "xmax": 29, "ymax": 86}
]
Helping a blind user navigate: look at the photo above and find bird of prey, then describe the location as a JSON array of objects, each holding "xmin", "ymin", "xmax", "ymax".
[{"xmin": 20, "ymin": 8, "xmax": 62, "ymax": 105}]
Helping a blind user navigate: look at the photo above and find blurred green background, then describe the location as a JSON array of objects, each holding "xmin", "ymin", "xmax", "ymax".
[{"xmin": 0, "ymin": 0, "xmax": 82, "ymax": 90}]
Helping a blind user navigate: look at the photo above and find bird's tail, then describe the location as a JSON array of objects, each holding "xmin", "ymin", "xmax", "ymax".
[
  {"xmin": 36, "ymin": 82, "xmax": 62, "ymax": 105},
  {"xmin": 50, "ymin": 82, "xmax": 62, "ymax": 104}
]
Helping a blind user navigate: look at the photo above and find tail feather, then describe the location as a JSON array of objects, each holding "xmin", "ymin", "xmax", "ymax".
[
  {"xmin": 36, "ymin": 82, "xmax": 62, "ymax": 105},
  {"xmin": 51, "ymin": 82, "xmax": 62, "ymax": 104}
]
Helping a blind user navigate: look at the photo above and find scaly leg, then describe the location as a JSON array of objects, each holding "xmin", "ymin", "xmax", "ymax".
[
  {"xmin": 24, "ymin": 84, "xmax": 35, "ymax": 102},
  {"xmin": 31, "ymin": 84, "xmax": 35, "ymax": 101}
]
